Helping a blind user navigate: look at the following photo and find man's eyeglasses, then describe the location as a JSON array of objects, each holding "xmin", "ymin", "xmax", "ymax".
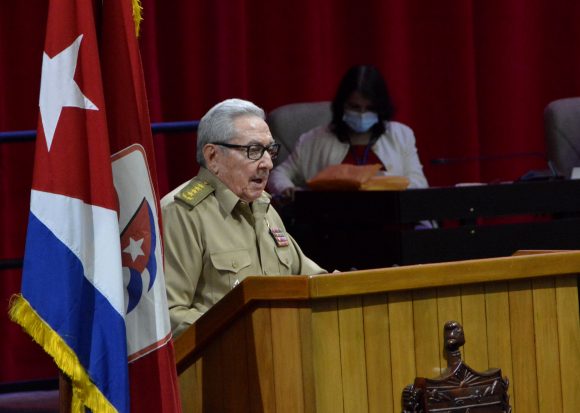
[{"xmin": 216, "ymin": 142, "xmax": 281, "ymax": 161}]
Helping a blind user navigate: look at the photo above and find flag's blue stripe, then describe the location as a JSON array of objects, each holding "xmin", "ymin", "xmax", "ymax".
[
  {"xmin": 22, "ymin": 212, "xmax": 129, "ymax": 413},
  {"xmin": 146, "ymin": 202, "xmax": 157, "ymax": 292}
]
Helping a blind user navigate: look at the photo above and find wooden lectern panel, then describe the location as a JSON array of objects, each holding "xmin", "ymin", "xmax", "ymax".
[
  {"xmin": 247, "ymin": 307, "xmax": 276, "ymax": 413},
  {"xmin": 270, "ymin": 305, "xmax": 305, "ymax": 412},
  {"xmin": 175, "ymin": 252, "xmax": 580, "ymax": 413},
  {"xmin": 310, "ymin": 299, "xmax": 342, "ymax": 412},
  {"xmin": 508, "ymin": 279, "xmax": 539, "ymax": 413},
  {"xmin": 361, "ymin": 294, "xmax": 392, "ymax": 413},
  {"xmin": 337, "ymin": 296, "xmax": 368, "ymax": 413},
  {"xmin": 460, "ymin": 284, "xmax": 488, "ymax": 369},
  {"xmin": 386, "ymin": 291, "xmax": 415, "ymax": 412},
  {"xmin": 411, "ymin": 289, "xmax": 439, "ymax": 379},
  {"xmin": 556, "ymin": 277, "xmax": 580, "ymax": 411}
]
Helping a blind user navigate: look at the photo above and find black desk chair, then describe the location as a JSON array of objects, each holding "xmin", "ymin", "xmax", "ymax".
[
  {"xmin": 544, "ymin": 97, "xmax": 580, "ymax": 179},
  {"xmin": 266, "ymin": 101, "xmax": 332, "ymax": 165}
]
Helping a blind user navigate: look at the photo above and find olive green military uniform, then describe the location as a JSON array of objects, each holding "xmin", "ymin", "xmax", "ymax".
[{"xmin": 161, "ymin": 167, "xmax": 326, "ymax": 336}]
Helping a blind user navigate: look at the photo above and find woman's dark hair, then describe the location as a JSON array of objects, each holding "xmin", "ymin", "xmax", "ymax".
[{"xmin": 330, "ymin": 65, "xmax": 396, "ymax": 143}]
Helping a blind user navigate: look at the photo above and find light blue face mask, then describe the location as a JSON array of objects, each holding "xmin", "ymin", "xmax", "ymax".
[{"xmin": 342, "ymin": 110, "xmax": 379, "ymax": 133}]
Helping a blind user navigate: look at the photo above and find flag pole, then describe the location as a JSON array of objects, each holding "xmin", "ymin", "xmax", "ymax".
[{"xmin": 58, "ymin": 372, "xmax": 71, "ymax": 413}]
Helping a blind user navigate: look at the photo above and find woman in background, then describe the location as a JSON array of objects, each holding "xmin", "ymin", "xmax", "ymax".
[{"xmin": 267, "ymin": 64, "xmax": 428, "ymax": 198}]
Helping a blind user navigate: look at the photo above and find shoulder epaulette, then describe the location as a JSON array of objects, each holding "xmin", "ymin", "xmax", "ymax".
[{"xmin": 174, "ymin": 179, "xmax": 214, "ymax": 209}]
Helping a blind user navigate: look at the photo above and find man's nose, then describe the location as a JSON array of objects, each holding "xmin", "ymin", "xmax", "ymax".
[{"xmin": 259, "ymin": 151, "xmax": 274, "ymax": 170}]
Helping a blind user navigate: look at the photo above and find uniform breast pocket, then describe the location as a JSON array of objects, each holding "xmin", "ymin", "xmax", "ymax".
[
  {"xmin": 210, "ymin": 250, "xmax": 252, "ymax": 282},
  {"xmin": 274, "ymin": 247, "xmax": 293, "ymax": 274}
]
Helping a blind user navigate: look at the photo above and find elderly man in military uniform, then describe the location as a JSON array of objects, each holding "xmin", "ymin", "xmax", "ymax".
[{"xmin": 161, "ymin": 98, "xmax": 326, "ymax": 336}]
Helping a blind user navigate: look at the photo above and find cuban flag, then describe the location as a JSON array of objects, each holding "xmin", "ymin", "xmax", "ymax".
[{"xmin": 9, "ymin": 1, "xmax": 181, "ymax": 412}]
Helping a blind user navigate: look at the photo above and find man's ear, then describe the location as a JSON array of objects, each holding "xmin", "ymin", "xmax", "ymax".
[{"xmin": 203, "ymin": 144, "xmax": 220, "ymax": 175}]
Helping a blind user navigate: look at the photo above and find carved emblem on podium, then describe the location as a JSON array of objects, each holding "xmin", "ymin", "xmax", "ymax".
[{"xmin": 402, "ymin": 321, "xmax": 511, "ymax": 413}]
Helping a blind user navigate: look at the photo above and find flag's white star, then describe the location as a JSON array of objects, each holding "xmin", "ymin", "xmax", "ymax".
[
  {"xmin": 39, "ymin": 34, "xmax": 98, "ymax": 151},
  {"xmin": 123, "ymin": 237, "xmax": 145, "ymax": 262}
]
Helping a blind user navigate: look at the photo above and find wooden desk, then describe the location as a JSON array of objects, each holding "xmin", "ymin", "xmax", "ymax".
[{"xmin": 285, "ymin": 179, "xmax": 580, "ymax": 270}]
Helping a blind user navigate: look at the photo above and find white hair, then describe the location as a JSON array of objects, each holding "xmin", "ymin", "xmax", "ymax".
[{"xmin": 196, "ymin": 98, "xmax": 266, "ymax": 166}]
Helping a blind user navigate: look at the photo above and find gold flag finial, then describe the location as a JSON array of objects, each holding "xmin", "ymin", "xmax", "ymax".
[{"xmin": 132, "ymin": 0, "xmax": 143, "ymax": 37}]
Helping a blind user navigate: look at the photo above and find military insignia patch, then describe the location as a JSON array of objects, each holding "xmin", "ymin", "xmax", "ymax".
[
  {"xmin": 269, "ymin": 226, "xmax": 290, "ymax": 247},
  {"xmin": 175, "ymin": 179, "xmax": 214, "ymax": 209}
]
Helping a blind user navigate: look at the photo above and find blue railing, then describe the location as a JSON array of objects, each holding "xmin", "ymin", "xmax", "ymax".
[{"xmin": 0, "ymin": 120, "xmax": 199, "ymax": 143}]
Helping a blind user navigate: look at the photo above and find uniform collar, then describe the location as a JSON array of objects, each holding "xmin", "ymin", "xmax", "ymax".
[{"xmin": 198, "ymin": 167, "xmax": 271, "ymax": 215}]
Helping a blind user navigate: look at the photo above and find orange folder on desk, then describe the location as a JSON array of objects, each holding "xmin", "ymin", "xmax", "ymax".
[{"xmin": 307, "ymin": 163, "xmax": 410, "ymax": 191}]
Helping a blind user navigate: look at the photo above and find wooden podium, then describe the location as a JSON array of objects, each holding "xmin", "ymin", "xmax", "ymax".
[{"xmin": 174, "ymin": 251, "xmax": 580, "ymax": 413}]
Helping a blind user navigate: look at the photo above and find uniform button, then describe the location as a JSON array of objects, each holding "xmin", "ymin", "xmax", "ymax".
[{"xmin": 232, "ymin": 260, "xmax": 238, "ymax": 269}]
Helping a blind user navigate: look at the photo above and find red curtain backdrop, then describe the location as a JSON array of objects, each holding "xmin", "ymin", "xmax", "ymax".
[{"xmin": 2, "ymin": 0, "xmax": 580, "ymax": 382}]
